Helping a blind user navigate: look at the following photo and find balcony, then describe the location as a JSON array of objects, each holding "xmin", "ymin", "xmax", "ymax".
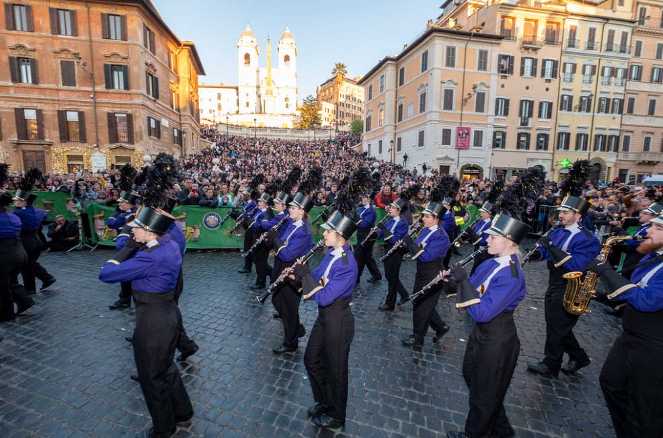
[
  {"xmin": 500, "ymin": 31, "xmax": 516, "ymax": 41},
  {"xmin": 566, "ymin": 38, "xmax": 579, "ymax": 49},
  {"xmin": 618, "ymin": 151, "xmax": 662, "ymax": 163},
  {"xmin": 544, "ymin": 35, "xmax": 560, "ymax": 45},
  {"xmin": 562, "ymin": 73, "xmax": 574, "ymax": 82},
  {"xmin": 521, "ymin": 37, "xmax": 543, "ymax": 49},
  {"xmin": 586, "ymin": 41, "xmax": 597, "ymax": 50}
]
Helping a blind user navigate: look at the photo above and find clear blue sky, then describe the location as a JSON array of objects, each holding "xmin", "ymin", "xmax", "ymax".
[{"xmin": 153, "ymin": 0, "xmax": 440, "ymax": 99}]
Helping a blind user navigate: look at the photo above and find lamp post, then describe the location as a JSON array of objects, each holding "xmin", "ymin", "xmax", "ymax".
[
  {"xmin": 390, "ymin": 139, "xmax": 394, "ymax": 164},
  {"xmin": 225, "ymin": 115, "xmax": 229, "ymax": 137},
  {"xmin": 253, "ymin": 118, "xmax": 257, "ymax": 141}
]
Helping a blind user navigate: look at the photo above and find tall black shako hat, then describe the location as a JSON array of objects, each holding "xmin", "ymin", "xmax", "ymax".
[
  {"xmin": 643, "ymin": 202, "xmax": 663, "ymax": 216},
  {"xmin": 321, "ymin": 211, "xmax": 356, "ymax": 240},
  {"xmin": 289, "ymin": 166, "xmax": 321, "ymax": 213},
  {"xmin": 558, "ymin": 160, "xmax": 589, "ymax": 214},
  {"xmin": 485, "ymin": 214, "xmax": 529, "ymax": 244},
  {"xmin": 129, "ymin": 153, "xmax": 178, "ymax": 234},
  {"xmin": 117, "ymin": 163, "xmax": 141, "ymax": 205},
  {"xmin": 319, "ymin": 167, "xmax": 370, "ymax": 240},
  {"xmin": 13, "ymin": 168, "xmax": 42, "ymax": 201},
  {"xmin": 422, "ymin": 202, "xmax": 444, "ymax": 217}
]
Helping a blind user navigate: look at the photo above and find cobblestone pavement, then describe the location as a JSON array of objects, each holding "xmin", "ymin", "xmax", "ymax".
[{"xmin": 0, "ymin": 244, "xmax": 621, "ymax": 438}]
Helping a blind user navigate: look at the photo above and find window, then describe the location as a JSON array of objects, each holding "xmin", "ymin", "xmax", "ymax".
[
  {"xmin": 15, "ymin": 108, "xmax": 42, "ymax": 140},
  {"xmin": 601, "ymin": 66, "xmax": 612, "ymax": 85},
  {"xmin": 576, "ymin": 133, "xmax": 589, "ymax": 151},
  {"xmin": 582, "ymin": 64, "xmax": 596, "ymax": 83},
  {"xmin": 606, "ymin": 29, "xmax": 615, "ymax": 51},
  {"xmin": 619, "ymin": 32, "xmax": 628, "ymax": 53},
  {"xmin": 523, "ymin": 19, "xmax": 537, "ymax": 43},
  {"xmin": 419, "ymin": 92, "xmax": 426, "ymax": 113},
  {"xmin": 536, "ymin": 133, "xmax": 549, "ymax": 150},
  {"xmin": 598, "ymin": 97, "xmax": 610, "ymax": 113},
  {"xmin": 474, "ymin": 91, "xmax": 486, "ymax": 113},
  {"xmin": 102, "ymin": 14, "xmax": 126, "ymax": 41},
  {"xmin": 498, "ymin": 54, "xmax": 514, "ymax": 75},
  {"xmin": 562, "ymin": 62, "xmax": 576, "ymax": 82},
  {"xmin": 378, "ymin": 108, "xmax": 384, "ymax": 127},
  {"xmin": 368, "ymin": 85, "xmax": 373, "ymax": 100},
  {"xmin": 147, "ymin": 116, "xmax": 161, "ymax": 139},
  {"xmin": 587, "ymin": 27, "xmax": 596, "ymax": 50},
  {"xmin": 657, "ymin": 44, "xmax": 663, "ymax": 60},
  {"xmin": 634, "ymin": 41, "xmax": 642, "ymax": 57},
  {"xmin": 541, "ymin": 59, "xmax": 558, "ymax": 79},
  {"xmin": 169, "ymin": 51, "xmax": 177, "ymax": 72},
  {"xmin": 421, "ymin": 50, "xmax": 428, "ymax": 72},
  {"xmin": 146, "ymin": 72, "xmax": 159, "ymax": 99},
  {"xmin": 622, "ymin": 134, "xmax": 630, "ymax": 152},
  {"xmin": 545, "ymin": 22, "xmax": 559, "ymax": 43},
  {"xmin": 243, "ymin": 53, "xmax": 250, "ymax": 65},
  {"xmin": 579, "ymin": 95, "xmax": 592, "ymax": 112},
  {"xmin": 521, "ymin": 57, "xmax": 537, "ymax": 77},
  {"xmin": 638, "ymin": 7, "xmax": 647, "ymax": 26},
  {"xmin": 626, "ymin": 96, "xmax": 635, "ymax": 114},
  {"xmin": 652, "ymin": 67, "xmax": 663, "ymax": 83},
  {"xmin": 442, "ymin": 128, "xmax": 452, "ymax": 146},
  {"xmin": 473, "ymin": 130, "xmax": 483, "ymax": 147},
  {"xmin": 500, "ymin": 16, "xmax": 515, "ymax": 39},
  {"xmin": 493, "ymin": 131, "xmax": 506, "ymax": 149},
  {"xmin": 629, "ymin": 64, "xmax": 642, "ymax": 81},
  {"xmin": 446, "ymin": 46, "xmax": 456, "ymax": 68},
  {"xmin": 378, "ymin": 140, "xmax": 383, "ymax": 154},
  {"xmin": 594, "ymin": 134, "xmax": 607, "ymax": 151},
  {"xmin": 517, "ymin": 132, "xmax": 530, "ymax": 150},
  {"xmin": 108, "ymin": 113, "xmax": 133, "ymax": 144},
  {"xmin": 58, "ymin": 110, "xmax": 86, "ymax": 143},
  {"xmin": 60, "ymin": 60, "xmax": 76, "ymax": 87},
  {"xmin": 9, "ymin": 57, "xmax": 38, "ymax": 84},
  {"xmin": 477, "ymin": 50, "xmax": 488, "ymax": 71},
  {"xmin": 379, "ymin": 75, "xmax": 385, "ymax": 93},
  {"xmin": 495, "ymin": 98, "xmax": 509, "ymax": 116},
  {"xmin": 418, "ymin": 130, "xmax": 425, "ymax": 147},
  {"xmin": 608, "ymin": 135, "xmax": 619, "ymax": 152},
  {"xmin": 143, "ymin": 25, "xmax": 156, "ymax": 54},
  {"xmin": 443, "ymin": 89, "xmax": 454, "ymax": 110},
  {"xmin": 396, "ymin": 137, "xmax": 402, "ymax": 152},
  {"xmin": 560, "ymin": 94, "xmax": 573, "ymax": 111},
  {"xmin": 648, "ymin": 98, "xmax": 657, "ymax": 115},
  {"xmin": 611, "ymin": 98, "xmax": 623, "ymax": 114},
  {"xmin": 557, "ymin": 132, "xmax": 570, "ymax": 150},
  {"xmin": 519, "ymin": 99, "xmax": 533, "ymax": 125},
  {"xmin": 397, "ymin": 102, "xmax": 403, "ymax": 122},
  {"xmin": 398, "ymin": 67, "xmax": 405, "ymax": 86},
  {"xmin": 50, "ymin": 8, "xmax": 76, "ymax": 36},
  {"xmin": 644, "ymin": 136, "xmax": 652, "ymax": 151},
  {"xmin": 6, "ymin": 4, "xmax": 33, "ymax": 32},
  {"xmin": 105, "ymin": 64, "xmax": 129, "ymax": 90},
  {"xmin": 568, "ymin": 25, "xmax": 577, "ymax": 48},
  {"xmin": 365, "ymin": 115, "xmax": 371, "ymax": 131},
  {"xmin": 538, "ymin": 101, "xmax": 552, "ymax": 119}
]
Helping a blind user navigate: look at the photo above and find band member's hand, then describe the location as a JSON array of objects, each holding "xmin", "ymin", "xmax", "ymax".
[
  {"xmin": 587, "ymin": 260, "xmax": 612, "ymax": 276},
  {"xmin": 292, "ymin": 263, "xmax": 310, "ymax": 279},
  {"xmin": 450, "ymin": 263, "xmax": 469, "ymax": 283},
  {"xmin": 538, "ymin": 238, "xmax": 553, "ymax": 250},
  {"xmin": 124, "ymin": 237, "xmax": 144, "ymax": 250}
]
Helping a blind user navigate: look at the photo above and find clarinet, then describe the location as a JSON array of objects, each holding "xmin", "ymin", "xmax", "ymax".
[
  {"xmin": 403, "ymin": 247, "xmax": 487, "ymax": 304},
  {"xmin": 256, "ymin": 239, "xmax": 325, "ymax": 304},
  {"xmin": 379, "ymin": 221, "xmax": 423, "ymax": 262},
  {"xmin": 520, "ymin": 221, "xmax": 559, "ymax": 267},
  {"xmin": 242, "ymin": 214, "xmax": 288, "ymax": 257},
  {"xmin": 219, "ymin": 209, "xmax": 235, "ymax": 227},
  {"xmin": 451, "ymin": 216, "xmax": 480, "ymax": 248},
  {"xmin": 359, "ymin": 214, "xmax": 389, "ymax": 247},
  {"xmin": 310, "ymin": 205, "xmax": 331, "ymax": 224}
]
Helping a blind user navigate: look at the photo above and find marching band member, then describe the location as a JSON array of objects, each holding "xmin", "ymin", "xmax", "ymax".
[
  {"xmin": 441, "ymin": 197, "xmax": 458, "ymax": 269},
  {"xmin": 270, "ymin": 192, "xmax": 314, "ymax": 354},
  {"xmin": 587, "ymin": 213, "xmax": 663, "ymax": 438},
  {"xmin": 527, "ymin": 195, "xmax": 601, "ymax": 378},
  {"xmin": 613, "ymin": 202, "xmax": 662, "ymax": 276},
  {"xmin": 468, "ymin": 201, "xmax": 494, "ymax": 274},
  {"xmin": 237, "ymin": 189, "xmax": 258, "ymax": 274},
  {"xmin": 108, "ymin": 191, "xmax": 140, "ymax": 310},
  {"xmin": 295, "ymin": 211, "xmax": 358, "ymax": 431},
  {"xmin": 447, "ymin": 214, "xmax": 528, "ymax": 438},
  {"xmin": 377, "ymin": 199, "xmax": 409, "ymax": 311},
  {"xmin": 354, "ymin": 193, "xmax": 382, "ymax": 284},
  {"xmin": 402, "ymin": 201, "xmax": 451, "ymax": 350},
  {"xmin": 248, "ymin": 193, "xmax": 273, "ymax": 290}
]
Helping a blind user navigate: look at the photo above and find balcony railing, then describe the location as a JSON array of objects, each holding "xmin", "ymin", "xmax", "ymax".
[
  {"xmin": 563, "ymin": 73, "xmax": 574, "ymax": 82},
  {"xmin": 618, "ymin": 151, "xmax": 662, "ymax": 162},
  {"xmin": 500, "ymin": 31, "xmax": 516, "ymax": 40},
  {"xmin": 522, "ymin": 37, "xmax": 543, "ymax": 48},
  {"xmin": 567, "ymin": 38, "xmax": 579, "ymax": 48},
  {"xmin": 586, "ymin": 41, "xmax": 597, "ymax": 50},
  {"xmin": 582, "ymin": 75, "xmax": 593, "ymax": 84}
]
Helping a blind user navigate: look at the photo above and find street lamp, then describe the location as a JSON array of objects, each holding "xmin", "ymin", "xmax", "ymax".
[{"xmin": 390, "ymin": 139, "xmax": 394, "ymax": 164}]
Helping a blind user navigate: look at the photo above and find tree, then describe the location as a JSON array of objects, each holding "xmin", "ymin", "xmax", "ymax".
[
  {"xmin": 296, "ymin": 95, "xmax": 321, "ymax": 129},
  {"xmin": 350, "ymin": 119, "xmax": 363, "ymax": 135},
  {"xmin": 331, "ymin": 63, "xmax": 348, "ymax": 78}
]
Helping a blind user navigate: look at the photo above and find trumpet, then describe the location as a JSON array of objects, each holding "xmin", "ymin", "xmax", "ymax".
[
  {"xmin": 380, "ymin": 221, "xmax": 423, "ymax": 262},
  {"xmin": 256, "ymin": 239, "xmax": 325, "ymax": 304},
  {"xmin": 359, "ymin": 214, "xmax": 390, "ymax": 247},
  {"xmin": 242, "ymin": 214, "xmax": 289, "ymax": 258},
  {"xmin": 403, "ymin": 247, "xmax": 487, "ymax": 305}
]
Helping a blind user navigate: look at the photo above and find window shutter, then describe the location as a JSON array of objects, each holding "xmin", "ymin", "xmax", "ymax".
[
  {"xmin": 30, "ymin": 59, "xmax": 39, "ymax": 84},
  {"xmin": 572, "ymin": 63, "xmax": 577, "ymax": 74},
  {"xmin": 552, "ymin": 60, "xmax": 558, "ymax": 78},
  {"xmin": 78, "ymin": 111, "xmax": 86, "ymax": 143},
  {"xmin": 25, "ymin": 5, "xmax": 34, "ymax": 32},
  {"xmin": 519, "ymin": 100, "xmax": 524, "ymax": 116},
  {"xmin": 154, "ymin": 77, "xmax": 159, "ymax": 100},
  {"xmin": 70, "ymin": 10, "xmax": 78, "ymax": 36},
  {"xmin": 101, "ymin": 14, "xmax": 109, "ymax": 39},
  {"xmin": 14, "ymin": 108, "xmax": 27, "ymax": 140},
  {"xmin": 504, "ymin": 99, "xmax": 509, "ymax": 116},
  {"xmin": 58, "ymin": 110, "xmax": 68, "ymax": 141},
  {"xmin": 540, "ymin": 60, "xmax": 546, "ymax": 78},
  {"xmin": 9, "ymin": 57, "xmax": 19, "ymax": 83},
  {"xmin": 508, "ymin": 56, "xmax": 514, "ymax": 74},
  {"xmin": 107, "ymin": 113, "xmax": 118, "ymax": 143},
  {"xmin": 126, "ymin": 114, "xmax": 134, "ymax": 144},
  {"xmin": 532, "ymin": 59, "xmax": 537, "ymax": 77},
  {"xmin": 36, "ymin": 109, "xmax": 44, "ymax": 139},
  {"xmin": 520, "ymin": 58, "xmax": 525, "ymax": 76},
  {"xmin": 61, "ymin": 60, "xmax": 75, "ymax": 86},
  {"xmin": 591, "ymin": 65, "xmax": 597, "ymax": 76},
  {"xmin": 156, "ymin": 119, "xmax": 161, "ymax": 138},
  {"xmin": 104, "ymin": 64, "xmax": 111, "ymax": 89},
  {"xmin": 527, "ymin": 100, "xmax": 533, "ymax": 117},
  {"xmin": 49, "ymin": 8, "xmax": 59, "ymax": 34},
  {"xmin": 145, "ymin": 72, "xmax": 149, "ymax": 94},
  {"xmin": 149, "ymin": 31, "xmax": 155, "ymax": 54},
  {"xmin": 123, "ymin": 65, "xmax": 129, "ymax": 90},
  {"xmin": 120, "ymin": 15, "xmax": 127, "ymax": 41},
  {"xmin": 5, "ymin": 4, "xmax": 15, "ymax": 30}
]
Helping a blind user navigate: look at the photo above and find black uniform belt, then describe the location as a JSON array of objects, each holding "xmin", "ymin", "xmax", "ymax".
[
  {"xmin": 0, "ymin": 237, "xmax": 20, "ymax": 243},
  {"xmin": 417, "ymin": 259, "xmax": 442, "ymax": 268},
  {"xmin": 132, "ymin": 291, "xmax": 175, "ymax": 303},
  {"xmin": 20, "ymin": 229, "xmax": 38, "ymax": 237},
  {"xmin": 319, "ymin": 296, "xmax": 352, "ymax": 312}
]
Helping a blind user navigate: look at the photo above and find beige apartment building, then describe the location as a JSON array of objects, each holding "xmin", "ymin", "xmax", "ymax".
[
  {"xmin": 317, "ymin": 74, "xmax": 364, "ymax": 131},
  {"xmin": 360, "ymin": 26, "xmax": 502, "ymax": 179},
  {"xmin": 0, "ymin": 0, "xmax": 205, "ymax": 174}
]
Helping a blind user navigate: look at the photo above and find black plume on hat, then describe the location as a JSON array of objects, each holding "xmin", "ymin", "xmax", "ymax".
[
  {"xmin": 0, "ymin": 163, "xmax": 8, "ymax": 188},
  {"xmin": 299, "ymin": 166, "xmax": 323, "ymax": 195},
  {"xmin": 348, "ymin": 167, "xmax": 373, "ymax": 200},
  {"xmin": 20, "ymin": 168, "xmax": 42, "ymax": 192},
  {"xmin": 283, "ymin": 166, "xmax": 302, "ymax": 193},
  {"xmin": 119, "ymin": 163, "xmax": 137, "ymax": 192},
  {"xmin": 560, "ymin": 160, "xmax": 589, "ymax": 197},
  {"xmin": 487, "ymin": 180, "xmax": 503, "ymax": 204},
  {"xmin": 249, "ymin": 174, "xmax": 265, "ymax": 190},
  {"xmin": 143, "ymin": 153, "xmax": 178, "ymax": 209}
]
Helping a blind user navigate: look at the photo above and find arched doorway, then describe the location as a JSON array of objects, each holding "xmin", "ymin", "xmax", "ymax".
[{"xmin": 459, "ymin": 164, "xmax": 483, "ymax": 181}]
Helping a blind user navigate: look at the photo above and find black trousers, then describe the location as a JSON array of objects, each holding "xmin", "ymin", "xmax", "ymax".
[
  {"xmin": 355, "ymin": 239, "xmax": 381, "ymax": 282},
  {"xmin": 119, "ymin": 282, "xmax": 132, "ymax": 304},
  {"xmin": 271, "ymin": 258, "xmax": 302, "ymax": 348},
  {"xmin": 34, "ymin": 262, "xmax": 55, "ymax": 284},
  {"xmin": 20, "ymin": 233, "xmax": 42, "ymax": 293},
  {"xmin": 304, "ymin": 298, "xmax": 354, "ymax": 421},
  {"xmin": 600, "ymin": 331, "xmax": 663, "ymax": 438},
  {"xmin": 0, "ymin": 239, "xmax": 31, "ymax": 322},
  {"xmin": 133, "ymin": 292, "xmax": 193, "ymax": 435},
  {"xmin": 463, "ymin": 312, "xmax": 519, "ymax": 438},
  {"xmin": 174, "ymin": 270, "xmax": 197, "ymax": 355},
  {"xmin": 383, "ymin": 250, "xmax": 408, "ymax": 307},
  {"xmin": 253, "ymin": 242, "xmax": 271, "ymax": 287},
  {"xmin": 242, "ymin": 229, "xmax": 255, "ymax": 271},
  {"xmin": 543, "ymin": 283, "xmax": 589, "ymax": 373},
  {"xmin": 412, "ymin": 260, "xmax": 446, "ymax": 344}
]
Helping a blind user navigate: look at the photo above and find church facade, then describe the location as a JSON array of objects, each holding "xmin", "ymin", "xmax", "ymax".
[{"xmin": 199, "ymin": 26, "xmax": 299, "ymax": 128}]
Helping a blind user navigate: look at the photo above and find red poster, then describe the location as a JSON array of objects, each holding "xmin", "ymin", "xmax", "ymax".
[{"xmin": 456, "ymin": 127, "xmax": 471, "ymax": 150}]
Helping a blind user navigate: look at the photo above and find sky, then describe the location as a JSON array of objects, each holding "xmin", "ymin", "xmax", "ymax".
[{"xmin": 153, "ymin": 0, "xmax": 440, "ymax": 99}]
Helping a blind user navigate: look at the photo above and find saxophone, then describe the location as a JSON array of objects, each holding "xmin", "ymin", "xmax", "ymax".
[{"xmin": 562, "ymin": 234, "xmax": 638, "ymax": 316}]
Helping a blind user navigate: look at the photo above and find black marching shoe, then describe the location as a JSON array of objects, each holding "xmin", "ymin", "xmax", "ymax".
[
  {"xmin": 238, "ymin": 268, "xmax": 251, "ymax": 274},
  {"xmin": 272, "ymin": 345, "xmax": 297, "ymax": 355},
  {"xmin": 307, "ymin": 403, "xmax": 330, "ymax": 418},
  {"xmin": 311, "ymin": 414, "xmax": 344, "ymax": 431},
  {"xmin": 177, "ymin": 344, "xmax": 199, "ymax": 362},
  {"xmin": 130, "ymin": 375, "xmax": 140, "ymax": 382},
  {"xmin": 561, "ymin": 358, "xmax": 591, "ymax": 375},
  {"xmin": 297, "ymin": 324, "xmax": 306, "ymax": 338},
  {"xmin": 249, "ymin": 284, "xmax": 265, "ymax": 291},
  {"xmin": 138, "ymin": 427, "xmax": 175, "ymax": 438},
  {"xmin": 125, "ymin": 336, "xmax": 134, "ymax": 344},
  {"xmin": 40, "ymin": 278, "xmax": 56, "ymax": 291},
  {"xmin": 401, "ymin": 336, "xmax": 423, "ymax": 351},
  {"xmin": 109, "ymin": 300, "xmax": 131, "ymax": 310},
  {"xmin": 272, "ymin": 313, "xmax": 281, "ymax": 319},
  {"xmin": 378, "ymin": 304, "xmax": 395, "ymax": 311},
  {"xmin": 433, "ymin": 324, "xmax": 450, "ymax": 343},
  {"xmin": 175, "ymin": 416, "xmax": 193, "ymax": 428},
  {"xmin": 527, "ymin": 361, "xmax": 558, "ymax": 378},
  {"xmin": 367, "ymin": 277, "xmax": 381, "ymax": 284}
]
